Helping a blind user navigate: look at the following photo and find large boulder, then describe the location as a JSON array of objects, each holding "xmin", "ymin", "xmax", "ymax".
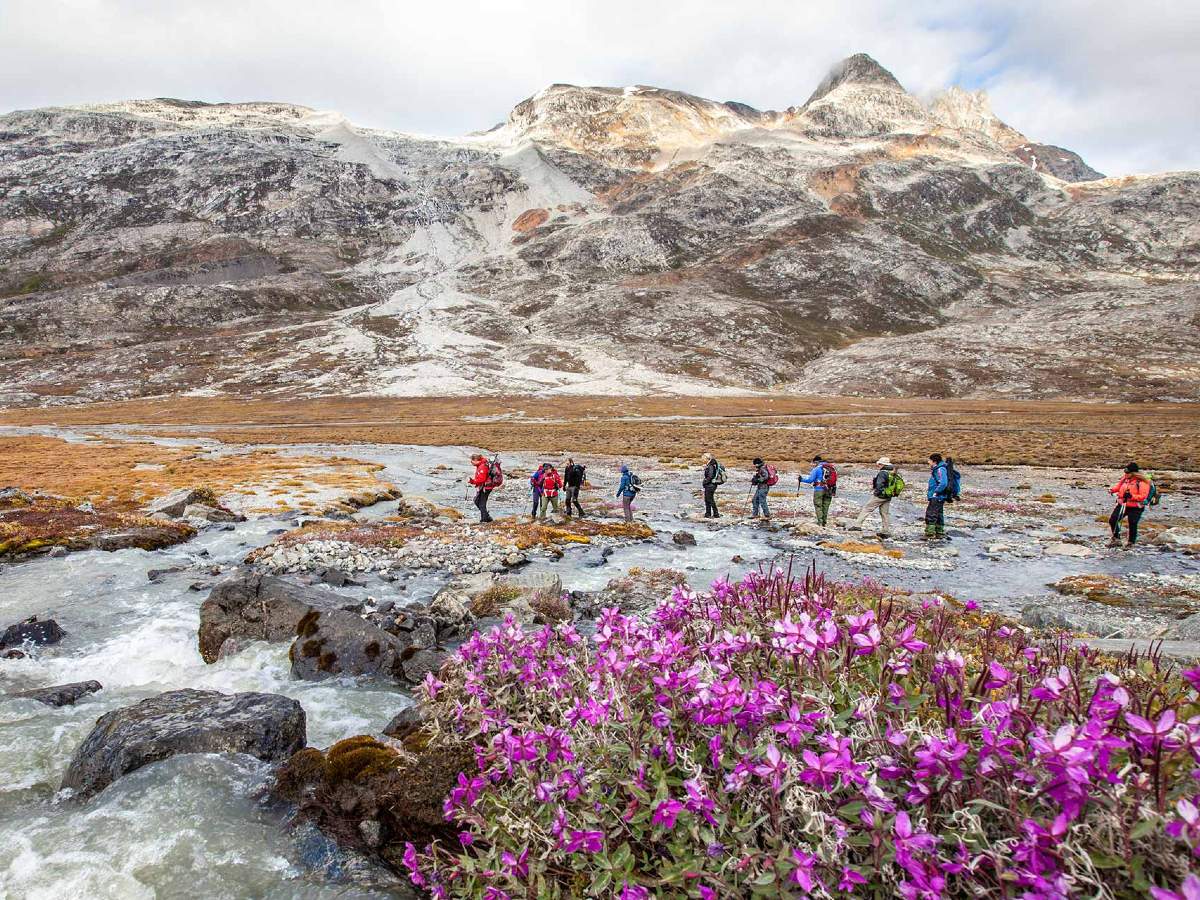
[
  {"xmin": 199, "ymin": 572, "xmax": 344, "ymax": 663},
  {"xmin": 0, "ymin": 616, "xmax": 64, "ymax": 651},
  {"xmin": 61, "ymin": 689, "xmax": 305, "ymax": 800},
  {"xmin": 143, "ymin": 488, "xmax": 214, "ymax": 519},
  {"xmin": 88, "ymin": 526, "xmax": 191, "ymax": 552},
  {"xmin": 183, "ymin": 503, "xmax": 245, "ymax": 524},
  {"xmin": 289, "ymin": 609, "xmax": 414, "ymax": 682},
  {"xmin": 430, "ymin": 570, "xmax": 564, "ymax": 625},
  {"xmin": 9, "ymin": 680, "xmax": 102, "ymax": 707}
]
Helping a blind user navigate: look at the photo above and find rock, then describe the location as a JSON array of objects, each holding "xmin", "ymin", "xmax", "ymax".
[
  {"xmin": 0, "ymin": 486, "xmax": 34, "ymax": 506},
  {"xmin": 198, "ymin": 571, "xmax": 344, "ymax": 663},
  {"xmin": 61, "ymin": 688, "xmax": 305, "ymax": 799},
  {"xmin": 672, "ymin": 531, "xmax": 697, "ymax": 546},
  {"xmin": 381, "ymin": 706, "xmax": 425, "ymax": 740},
  {"xmin": 427, "ymin": 589, "xmax": 473, "ymax": 632},
  {"xmin": 1043, "ymin": 541, "xmax": 1094, "ymax": 558},
  {"xmin": 291, "ymin": 820, "xmax": 410, "ymax": 892},
  {"xmin": 89, "ymin": 526, "xmax": 190, "ymax": 552},
  {"xmin": 143, "ymin": 488, "xmax": 213, "ymax": 519},
  {"xmin": 731, "ymin": 554, "xmax": 744, "ymax": 563},
  {"xmin": 182, "ymin": 503, "xmax": 245, "ymax": 523},
  {"xmin": 289, "ymin": 609, "xmax": 413, "ymax": 682},
  {"xmin": 0, "ymin": 616, "xmax": 64, "ymax": 651},
  {"xmin": 47, "ymin": 546, "xmax": 69, "ymax": 559},
  {"xmin": 9, "ymin": 680, "xmax": 102, "ymax": 707},
  {"xmin": 401, "ymin": 649, "xmax": 446, "ymax": 684},
  {"xmin": 1159, "ymin": 527, "xmax": 1200, "ymax": 550},
  {"xmin": 1, "ymin": 649, "xmax": 26, "ymax": 659},
  {"xmin": 409, "ymin": 616, "xmax": 437, "ymax": 649},
  {"xmin": 375, "ymin": 600, "xmax": 395, "ymax": 614},
  {"xmin": 1175, "ymin": 612, "xmax": 1200, "ymax": 641},
  {"xmin": 147, "ymin": 566, "xmax": 185, "ymax": 582},
  {"xmin": 358, "ymin": 818, "xmax": 383, "ymax": 848}
]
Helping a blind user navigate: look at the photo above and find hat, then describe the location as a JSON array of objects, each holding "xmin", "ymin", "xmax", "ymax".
[
  {"xmin": 1125, "ymin": 462, "xmax": 1140, "ymax": 473},
  {"xmin": 752, "ymin": 457, "xmax": 763, "ymax": 466},
  {"xmin": 877, "ymin": 457, "xmax": 891, "ymax": 466}
]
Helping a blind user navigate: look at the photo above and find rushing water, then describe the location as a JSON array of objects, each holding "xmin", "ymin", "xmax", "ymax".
[{"xmin": 1, "ymin": 439, "xmax": 1197, "ymax": 897}]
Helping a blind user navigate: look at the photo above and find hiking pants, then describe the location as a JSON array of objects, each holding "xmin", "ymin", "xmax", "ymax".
[
  {"xmin": 856, "ymin": 496, "xmax": 891, "ymax": 534},
  {"xmin": 474, "ymin": 488, "xmax": 493, "ymax": 523},
  {"xmin": 564, "ymin": 486, "xmax": 584, "ymax": 517},
  {"xmin": 752, "ymin": 486, "xmax": 770, "ymax": 518},
  {"xmin": 813, "ymin": 490, "xmax": 832, "ymax": 526},
  {"xmin": 703, "ymin": 485, "xmax": 718, "ymax": 517},
  {"xmin": 1110, "ymin": 504, "xmax": 1144, "ymax": 544},
  {"xmin": 538, "ymin": 494, "xmax": 560, "ymax": 519},
  {"xmin": 621, "ymin": 494, "xmax": 634, "ymax": 522},
  {"xmin": 924, "ymin": 499, "xmax": 945, "ymax": 536},
  {"xmin": 530, "ymin": 492, "xmax": 541, "ymax": 517}
]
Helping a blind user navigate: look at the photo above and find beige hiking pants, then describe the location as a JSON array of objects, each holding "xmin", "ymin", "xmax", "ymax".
[{"xmin": 856, "ymin": 496, "xmax": 892, "ymax": 534}]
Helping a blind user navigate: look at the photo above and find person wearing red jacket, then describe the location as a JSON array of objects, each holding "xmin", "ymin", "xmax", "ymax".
[
  {"xmin": 468, "ymin": 454, "xmax": 494, "ymax": 523},
  {"xmin": 537, "ymin": 464, "xmax": 562, "ymax": 520},
  {"xmin": 1108, "ymin": 462, "xmax": 1152, "ymax": 547}
]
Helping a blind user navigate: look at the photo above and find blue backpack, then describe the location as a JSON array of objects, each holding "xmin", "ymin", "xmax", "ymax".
[{"xmin": 944, "ymin": 460, "xmax": 962, "ymax": 502}]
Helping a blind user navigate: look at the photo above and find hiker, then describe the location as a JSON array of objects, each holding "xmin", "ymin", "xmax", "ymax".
[
  {"xmin": 563, "ymin": 458, "xmax": 586, "ymax": 517},
  {"xmin": 924, "ymin": 453, "xmax": 957, "ymax": 540},
  {"xmin": 616, "ymin": 465, "xmax": 638, "ymax": 522},
  {"xmin": 529, "ymin": 463, "xmax": 547, "ymax": 520},
  {"xmin": 701, "ymin": 452, "xmax": 725, "ymax": 518},
  {"xmin": 852, "ymin": 457, "xmax": 900, "ymax": 537},
  {"xmin": 467, "ymin": 453, "xmax": 498, "ymax": 523},
  {"xmin": 749, "ymin": 458, "xmax": 774, "ymax": 519},
  {"xmin": 1108, "ymin": 462, "xmax": 1152, "ymax": 547},
  {"xmin": 538, "ymin": 464, "xmax": 563, "ymax": 520},
  {"xmin": 798, "ymin": 455, "xmax": 837, "ymax": 527}
]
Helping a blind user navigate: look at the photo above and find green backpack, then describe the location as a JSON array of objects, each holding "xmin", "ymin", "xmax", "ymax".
[{"xmin": 883, "ymin": 471, "xmax": 906, "ymax": 498}]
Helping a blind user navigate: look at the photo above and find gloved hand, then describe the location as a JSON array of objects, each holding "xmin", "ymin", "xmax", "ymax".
[{"xmin": 1123, "ymin": 491, "xmax": 1132, "ymax": 501}]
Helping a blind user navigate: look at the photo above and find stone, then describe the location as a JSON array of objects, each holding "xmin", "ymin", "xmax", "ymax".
[
  {"xmin": 401, "ymin": 649, "xmax": 447, "ymax": 685},
  {"xmin": 1159, "ymin": 527, "xmax": 1200, "ymax": 550},
  {"xmin": 147, "ymin": 566, "xmax": 185, "ymax": 582},
  {"xmin": 9, "ymin": 680, "xmax": 102, "ymax": 707},
  {"xmin": 1176, "ymin": 612, "xmax": 1200, "ymax": 642},
  {"xmin": 47, "ymin": 546, "xmax": 69, "ymax": 559},
  {"xmin": 89, "ymin": 526, "xmax": 189, "ymax": 552},
  {"xmin": 427, "ymin": 589, "xmax": 472, "ymax": 632},
  {"xmin": 182, "ymin": 503, "xmax": 245, "ymax": 523},
  {"xmin": 143, "ymin": 488, "xmax": 212, "ymax": 519},
  {"xmin": 381, "ymin": 706, "xmax": 425, "ymax": 740},
  {"xmin": 672, "ymin": 531, "xmax": 697, "ymax": 546},
  {"xmin": 0, "ymin": 616, "xmax": 64, "ymax": 651},
  {"xmin": 198, "ymin": 571, "xmax": 344, "ymax": 663},
  {"xmin": 0, "ymin": 486, "xmax": 34, "ymax": 506},
  {"xmin": 1, "ymin": 649, "xmax": 26, "ymax": 659},
  {"xmin": 1043, "ymin": 541, "xmax": 1094, "ymax": 558},
  {"xmin": 61, "ymin": 688, "xmax": 305, "ymax": 799},
  {"xmin": 289, "ymin": 609, "xmax": 413, "ymax": 682}
]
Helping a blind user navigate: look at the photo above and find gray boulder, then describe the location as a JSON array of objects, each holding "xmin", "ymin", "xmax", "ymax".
[
  {"xmin": 61, "ymin": 689, "xmax": 305, "ymax": 799},
  {"xmin": 143, "ymin": 488, "xmax": 212, "ymax": 519},
  {"xmin": 199, "ymin": 572, "xmax": 343, "ymax": 663},
  {"xmin": 382, "ymin": 705, "xmax": 425, "ymax": 739},
  {"xmin": 182, "ymin": 503, "xmax": 246, "ymax": 523},
  {"xmin": 9, "ymin": 680, "xmax": 102, "ymax": 707},
  {"xmin": 1, "ymin": 616, "xmax": 64, "ymax": 651},
  {"xmin": 401, "ymin": 649, "xmax": 447, "ymax": 684},
  {"xmin": 1175, "ymin": 612, "xmax": 1200, "ymax": 641},
  {"xmin": 672, "ymin": 531, "xmax": 697, "ymax": 546},
  {"xmin": 289, "ymin": 609, "xmax": 413, "ymax": 682}
]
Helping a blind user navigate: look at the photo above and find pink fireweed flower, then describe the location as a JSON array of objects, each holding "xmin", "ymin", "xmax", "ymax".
[
  {"xmin": 563, "ymin": 829, "xmax": 604, "ymax": 854},
  {"xmin": 619, "ymin": 883, "xmax": 651, "ymax": 900},
  {"xmin": 1166, "ymin": 796, "xmax": 1200, "ymax": 849},
  {"xmin": 1183, "ymin": 667, "xmax": 1200, "ymax": 693},
  {"xmin": 652, "ymin": 798, "xmax": 685, "ymax": 829},
  {"xmin": 1031, "ymin": 666, "xmax": 1072, "ymax": 702},
  {"xmin": 500, "ymin": 846, "xmax": 529, "ymax": 879},
  {"xmin": 774, "ymin": 703, "xmax": 824, "ymax": 748},
  {"xmin": 422, "ymin": 671, "xmax": 444, "ymax": 700},
  {"xmin": 839, "ymin": 867, "xmax": 868, "ymax": 891},
  {"xmin": 984, "ymin": 661, "xmax": 1011, "ymax": 691},
  {"xmin": 852, "ymin": 623, "xmax": 882, "ymax": 656},
  {"xmin": 753, "ymin": 743, "xmax": 789, "ymax": 791},
  {"xmin": 1151, "ymin": 874, "xmax": 1200, "ymax": 900},
  {"xmin": 790, "ymin": 849, "xmax": 822, "ymax": 893},
  {"xmin": 1127, "ymin": 708, "xmax": 1178, "ymax": 740}
]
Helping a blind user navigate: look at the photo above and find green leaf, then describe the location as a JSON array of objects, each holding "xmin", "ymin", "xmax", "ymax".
[
  {"xmin": 1130, "ymin": 819, "xmax": 1157, "ymax": 840},
  {"xmin": 1087, "ymin": 851, "xmax": 1125, "ymax": 870}
]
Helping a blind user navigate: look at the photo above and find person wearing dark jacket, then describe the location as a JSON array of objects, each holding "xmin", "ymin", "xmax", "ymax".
[
  {"xmin": 852, "ymin": 456, "xmax": 895, "ymax": 536},
  {"xmin": 701, "ymin": 452, "xmax": 721, "ymax": 518},
  {"xmin": 750, "ymin": 458, "xmax": 771, "ymax": 519},
  {"xmin": 563, "ymin": 458, "xmax": 586, "ymax": 517},
  {"xmin": 925, "ymin": 453, "xmax": 951, "ymax": 540}
]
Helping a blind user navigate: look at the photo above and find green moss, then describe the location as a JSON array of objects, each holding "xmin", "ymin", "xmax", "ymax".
[{"xmin": 326, "ymin": 742, "xmax": 401, "ymax": 786}]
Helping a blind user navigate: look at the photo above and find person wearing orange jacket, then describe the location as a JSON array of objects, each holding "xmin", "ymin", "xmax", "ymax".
[
  {"xmin": 537, "ymin": 464, "xmax": 563, "ymax": 520},
  {"xmin": 468, "ymin": 454, "xmax": 495, "ymax": 523},
  {"xmin": 1108, "ymin": 462, "xmax": 1151, "ymax": 547}
]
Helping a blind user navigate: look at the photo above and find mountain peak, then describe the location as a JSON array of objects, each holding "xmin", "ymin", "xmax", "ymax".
[{"xmin": 804, "ymin": 53, "xmax": 903, "ymax": 106}]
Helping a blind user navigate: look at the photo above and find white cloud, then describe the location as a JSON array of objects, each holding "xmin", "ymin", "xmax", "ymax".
[{"xmin": 0, "ymin": 0, "xmax": 1195, "ymax": 175}]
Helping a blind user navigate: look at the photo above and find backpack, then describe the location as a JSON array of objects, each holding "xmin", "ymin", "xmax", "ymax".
[
  {"xmin": 485, "ymin": 458, "xmax": 503, "ymax": 490},
  {"xmin": 714, "ymin": 463, "xmax": 727, "ymax": 485},
  {"xmin": 1145, "ymin": 476, "xmax": 1160, "ymax": 507},
  {"xmin": 944, "ymin": 460, "xmax": 962, "ymax": 503},
  {"xmin": 765, "ymin": 465, "xmax": 779, "ymax": 487},
  {"xmin": 818, "ymin": 463, "xmax": 838, "ymax": 494},
  {"xmin": 627, "ymin": 473, "xmax": 642, "ymax": 494},
  {"xmin": 883, "ymin": 471, "xmax": 906, "ymax": 498}
]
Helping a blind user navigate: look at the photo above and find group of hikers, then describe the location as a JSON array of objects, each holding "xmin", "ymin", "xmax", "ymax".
[{"xmin": 467, "ymin": 451, "xmax": 1155, "ymax": 546}]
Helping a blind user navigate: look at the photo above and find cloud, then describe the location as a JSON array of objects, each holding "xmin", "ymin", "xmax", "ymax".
[{"xmin": 0, "ymin": 0, "xmax": 1195, "ymax": 175}]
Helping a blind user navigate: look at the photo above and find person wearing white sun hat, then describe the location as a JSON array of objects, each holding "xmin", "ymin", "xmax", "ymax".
[{"xmin": 850, "ymin": 456, "xmax": 903, "ymax": 537}]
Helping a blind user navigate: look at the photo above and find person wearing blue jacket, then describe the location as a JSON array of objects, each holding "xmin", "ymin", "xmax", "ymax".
[
  {"xmin": 797, "ymin": 455, "xmax": 836, "ymax": 527},
  {"xmin": 615, "ymin": 465, "xmax": 636, "ymax": 522},
  {"xmin": 925, "ymin": 453, "xmax": 950, "ymax": 540},
  {"xmin": 529, "ymin": 463, "xmax": 547, "ymax": 520}
]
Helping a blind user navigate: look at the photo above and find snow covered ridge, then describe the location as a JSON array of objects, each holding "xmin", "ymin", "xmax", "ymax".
[{"xmin": 0, "ymin": 52, "xmax": 1197, "ymax": 404}]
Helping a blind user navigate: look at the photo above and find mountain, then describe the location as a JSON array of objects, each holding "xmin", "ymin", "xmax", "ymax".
[{"xmin": 0, "ymin": 53, "xmax": 1196, "ymax": 406}]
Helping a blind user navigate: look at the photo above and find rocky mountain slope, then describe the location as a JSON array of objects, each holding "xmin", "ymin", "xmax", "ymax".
[{"xmin": 0, "ymin": 53, "xmax": 1196, "ymax": 405}]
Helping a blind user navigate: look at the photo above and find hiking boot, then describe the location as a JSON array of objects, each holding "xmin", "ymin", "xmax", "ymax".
[
  {"xmin": 847, "ymin": 525, "xmax": 862, "ymax": 532},
  {"xmin": 1106, "ymin": 536, "xmax": 1121, "ymax": 547}
]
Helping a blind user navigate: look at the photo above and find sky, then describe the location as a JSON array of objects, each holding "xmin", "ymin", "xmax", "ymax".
[{"xmin": 1, "ymin": 0, "xmax": 1197, "ymax": 176}]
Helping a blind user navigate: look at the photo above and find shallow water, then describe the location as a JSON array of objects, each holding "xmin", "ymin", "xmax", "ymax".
[{"xmin": 1, "ymin": 437, "xmax": 1197, "ymax": 897}]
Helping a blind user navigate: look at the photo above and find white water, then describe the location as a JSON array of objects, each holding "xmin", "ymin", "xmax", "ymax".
[{"xmin": 2, "ymin": 440, "xmax": 1197, "ymax": 897}]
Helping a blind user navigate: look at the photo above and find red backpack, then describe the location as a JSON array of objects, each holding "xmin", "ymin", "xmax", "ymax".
[
  {"xmin": 765, "ymin": 465, "xmax": 779, "ymax": 487},
  {"xmin": 818, "ymin": 462, "xmax": 838, "ymax": 494},
  {"xmin": 485, "ymin": 458, "xmax": 504, "ymax": 490}
]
